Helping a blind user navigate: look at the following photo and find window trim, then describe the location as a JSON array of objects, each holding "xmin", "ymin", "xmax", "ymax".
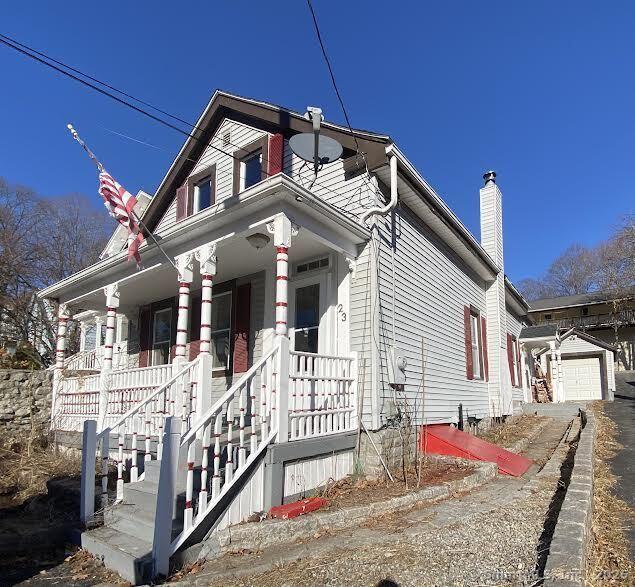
[
  {"xmin": 232, "ymin": 137, "xmax": 269, "ymax": 195},
  {"xmin": 187, "ymin": 166, "xmax": 216, "ymax": 214},
  {"xmin": 151, "ymin": 307, "xmax": 172, "ymax": 366},
  {"xmin": 469, "ymin": 306, "xmax": 485, "ymax": 381},
  {"xmin": 210, "ymin": 289, "xmax": 232, "ymax": 372}
]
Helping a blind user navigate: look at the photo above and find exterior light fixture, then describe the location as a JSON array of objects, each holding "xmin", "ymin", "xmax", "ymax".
[{"xmin": 245, "ymin": 233, "xmax": 270, "ymax": 250}]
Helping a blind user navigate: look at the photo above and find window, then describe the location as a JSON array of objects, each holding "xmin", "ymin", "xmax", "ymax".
[
  {"xmin": 544, "ymin": 313, "xmax": 552, "ymax": 320},
  {"xmin": 294, "ymin": 284, "xmax": 320, "ymax": 353},
  {"xmin": 582, "ymin": 307, "xmax": 589, "ymax": 316},
  {"xmin": 152, "ymin": 308, "xmax": 172, "ymax": 365},
  {"xmin": 470, "ymin": 311, "xmax": 482, "ymax": 379},
  {"xmin": 241, "ymin": 150, "xmax": 262, "ymax": 191},
  {"xmin": 211, "ymin": 291, "xmax": 232, "ymax": 370},
  {"xmin": 295, "ymin": 257, "xmax": 329, "ymax": 275},
  {"xmin": 511, "ymin": 335, "xmax": 520, "ymax": 387},
  {"xmin": 194, "ymin": 175, "xmax": 214, "ymax": 212}
]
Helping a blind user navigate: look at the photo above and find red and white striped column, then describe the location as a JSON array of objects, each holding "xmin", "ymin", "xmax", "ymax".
[
  {"xmin": 102, "ymin": 284, "xmax": 120, "ymax": 373},
  {"xmin": 268, "ymin": 215, "xmax": 295, "ymax": 338},
  {"xmin": 174, "ymin": 253, "xmax": 194, "ymax": 367},
  {"xmin": 55, "ymin": 303, "xmax": 70, "ymax": 369},
  {"xmin": 195, "ymin": 244, "xmax": 217, "ymax": 356}
]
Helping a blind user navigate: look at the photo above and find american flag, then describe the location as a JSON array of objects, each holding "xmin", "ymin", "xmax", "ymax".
[{"xmin": 98, "ymin": 171, "xmax": 145, "ymax": 262}]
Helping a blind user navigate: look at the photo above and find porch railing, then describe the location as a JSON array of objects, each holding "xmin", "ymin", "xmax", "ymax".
[
  {"xmin": 289, "ymin": 350, "xmax": 357, "ymax": 439},
  {"xmin": 63, "ymin": 341, "xmax": 129, "ymax": 372}
]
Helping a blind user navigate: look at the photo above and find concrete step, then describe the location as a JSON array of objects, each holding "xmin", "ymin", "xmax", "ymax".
[{"xmin": 81, "ymin": 525, "xmax": 152, "ymax": 584}]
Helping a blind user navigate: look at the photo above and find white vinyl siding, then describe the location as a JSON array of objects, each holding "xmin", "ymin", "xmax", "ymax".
[{"xmin": 375, "ymin": 206, "xmax": 489, "ymax": 426}]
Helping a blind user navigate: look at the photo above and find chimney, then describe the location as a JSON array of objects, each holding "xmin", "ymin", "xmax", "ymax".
[{"xmin": 479, "ymin": 171, "xmax": 511, "ymax": 417}]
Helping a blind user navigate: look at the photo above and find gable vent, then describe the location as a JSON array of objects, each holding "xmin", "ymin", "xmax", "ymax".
[{"xmin": 222, "ymin": 130, "xmax": 231, "ymax": 147}]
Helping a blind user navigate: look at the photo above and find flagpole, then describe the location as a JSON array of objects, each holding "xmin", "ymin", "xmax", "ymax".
[{"xmin": 67, "ymin": 124, "xmax": 179, "ymax": 274}]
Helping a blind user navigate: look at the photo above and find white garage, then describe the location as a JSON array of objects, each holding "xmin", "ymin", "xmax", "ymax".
[
  {"xmin": 557, "ymin": 330, "xmax": 616, "ymax": 402},
  {"xmin": 561, "ymin": 356, "xmax": 603, "ymax": 401}
]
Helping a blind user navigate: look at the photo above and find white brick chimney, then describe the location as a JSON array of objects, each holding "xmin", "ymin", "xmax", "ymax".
[{"xmin": 480, "ymin": 171, "xmax": 512, "ymax": 416}]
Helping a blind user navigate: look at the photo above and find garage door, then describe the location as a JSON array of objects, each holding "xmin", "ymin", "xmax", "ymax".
[{"xmin": 561, "ymin": 357, "xmax": 602, "ymax": 401}]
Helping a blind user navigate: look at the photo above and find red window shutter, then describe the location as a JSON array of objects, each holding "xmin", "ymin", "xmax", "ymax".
[
  {"xmin": 267, "ymin": 133, "xmax": 284, "ymax": 176},
  {"xmin": 481, "ymin": 316, "xmax": 489, "ymax": 382},
  {"xmin": 464, "ymin": 306, "xmax": 473, "ymax": 380},
  {"xmin": 175, "ymin": 184, "xmax": 189, "ymax": 221},
  {"xmin": 233, "ymin": 283, "xmax": 251, "ymax": 374},
  {"xmin": 516, "ymin": 340, "xmax": 523, "ymax": 388},
  {"xmin": 189, "ymin": 294, "xmax": 202, "ymax": 361},
  {"xmin": 138, "ymin": 305, "xmax": 152, "ymax": 368},
  {"xmin": 506, "ymin": 333, "xmax": 514, "ymax": 385}
]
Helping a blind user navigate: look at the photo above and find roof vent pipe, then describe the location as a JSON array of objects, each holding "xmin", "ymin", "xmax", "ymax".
[
  {"xmin": 360, "ymin": 145, "xmax": 398, "ymax": 224},
  {"xmin": 483, "ymin": 170, "xmax": 497, "ymax": 185}
]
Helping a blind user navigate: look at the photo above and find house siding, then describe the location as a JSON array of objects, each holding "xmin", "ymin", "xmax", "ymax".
[{"xmin": 375, "ymin": 206, "xmax": 489, "ymax": 426}]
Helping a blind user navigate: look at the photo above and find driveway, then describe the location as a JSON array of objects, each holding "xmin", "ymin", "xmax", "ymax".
[{"xmin": 604, "ymin": 370, "xmax": 635, "ymax": 561}]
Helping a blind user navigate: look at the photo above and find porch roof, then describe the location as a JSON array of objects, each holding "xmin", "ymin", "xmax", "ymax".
[{"xmin": 39, "ymin": 174, "xmax": 370, "ymax": 307}]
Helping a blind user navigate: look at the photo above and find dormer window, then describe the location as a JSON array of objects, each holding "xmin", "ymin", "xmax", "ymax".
[{"xmin": 241, "ymin": 150, "xmax": 263, "ymax": 191}]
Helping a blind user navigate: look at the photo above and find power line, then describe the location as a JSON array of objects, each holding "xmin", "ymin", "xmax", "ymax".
[
  {"xmin": 306, "ymin": 0, "xmax": 361, "ymax": 153},
  {"xmin": 0, "ymin": 31, "xmax": 366, "ymax": 219}
]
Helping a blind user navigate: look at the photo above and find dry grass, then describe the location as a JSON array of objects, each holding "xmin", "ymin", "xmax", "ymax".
[
  {"xmin": 587, "ymin": 402, "xmax": 635, "ymax": 586},
  {"xmin": 0, "ymin": 430, "xmax": 81, "ymax": 507},
  {"xmin": 478, "ymin": 414, "xmax": 547, "ymax": 448}
]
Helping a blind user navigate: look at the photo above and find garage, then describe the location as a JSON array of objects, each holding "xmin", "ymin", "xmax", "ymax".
[{"xmin": 561, "ymin": 356, "xmax": 603, "ymax": 401}]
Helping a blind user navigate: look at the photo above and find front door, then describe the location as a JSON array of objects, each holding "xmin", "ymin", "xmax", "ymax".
[{"xmin": 289, "ymin": 275, "xmax": 327, "ymax": 355}]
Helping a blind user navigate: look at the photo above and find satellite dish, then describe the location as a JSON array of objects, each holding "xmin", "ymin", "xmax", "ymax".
[{"xmin": 289, "ymin": 133, "xmax": 343, "ymax": 165}]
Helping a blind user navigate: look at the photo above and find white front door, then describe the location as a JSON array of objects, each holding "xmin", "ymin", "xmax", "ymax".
[
  {"xmin": 561, "ymin": 356, "xmax": 603, "ymax": 400},
  {"xmin": 289, "ymin": 274, "xmax": 328, "ymax": 355}
]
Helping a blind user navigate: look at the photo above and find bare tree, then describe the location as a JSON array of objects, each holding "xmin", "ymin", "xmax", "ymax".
[
  {"xmin": 544, "ymin": 244, "xmax": 597, "ymax": 297},
  {"xmin": 0, "ymin": 177, "xmax": 111, "ymax": 366}
]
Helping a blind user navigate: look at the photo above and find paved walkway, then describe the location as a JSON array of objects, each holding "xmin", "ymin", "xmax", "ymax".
[
  {"xmin": 174, "ymin": 419, "xmax": 575, "ymax": 587},
  {"xmin": 604, "ymin": 370, "xmax": 635, "ymax": 562}
]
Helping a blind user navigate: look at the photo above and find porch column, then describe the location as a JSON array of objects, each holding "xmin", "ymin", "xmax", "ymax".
[
  {"xmin": 79, "ymin": 321, "xmax": 87, "ymax": 352},
  {"xmin": 51, "ymin": 303, "xmax": 70, "ymax": 427},
  {"xmin": 102, "ymin": 284, "xmax": 120, "ymax": 373},
  {"xmin": 98, "ymin": 285, "xmax": 119, "ymax": 431},
  {"xmin": 267, "ymin": 215, "xmax": 296, "ymax": 338},
  {"xmin": 174, "ymin": 253, "xmax": 194, "ymax": 369},
  {"xmin": 194, "ymin": 244, "xmax": 217, "ymax": 422},
  {"xmin": 555, "ymin": 346, "xmax": 564, "ymax": 403}
]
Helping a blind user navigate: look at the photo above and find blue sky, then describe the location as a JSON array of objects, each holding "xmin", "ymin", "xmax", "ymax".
[{"xmin": 1, "ymin": 1, "xmax": 633, "ymax": 283}]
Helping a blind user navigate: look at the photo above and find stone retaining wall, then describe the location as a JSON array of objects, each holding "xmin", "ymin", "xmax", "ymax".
[
  {"xmin": 543, "ymin": 409, "xmax": 595, "ymax": 586},
  {"xmin": 0, "ymin": 369, "xmax": 53, "ymax": 438}
]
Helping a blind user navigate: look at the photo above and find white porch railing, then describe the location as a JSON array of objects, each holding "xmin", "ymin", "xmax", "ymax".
[
  {"xmin": 289, "ymin": 350, "xmax": 357, "ymax": 439},
  {"xmin": 63, "ymin": 341, "xmax": 129, "ymax": 372},
  {"xmin": 169, "ymin": 342, "xmax": 281, "ymax": 553}
]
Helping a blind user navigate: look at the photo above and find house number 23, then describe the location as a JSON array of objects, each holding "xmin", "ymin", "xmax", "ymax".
[{"xmin": 336, "ymin": 304, "xmax": 347, "ymax": 322}]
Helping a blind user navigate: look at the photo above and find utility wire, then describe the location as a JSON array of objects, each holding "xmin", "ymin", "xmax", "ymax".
[
  {"xmin": 306, "ymin": 0, "xmax": 361, "ymax": 152},
  {"xmin": 0, "ymin": 31, "xmax": 367, "ymax": 219}
]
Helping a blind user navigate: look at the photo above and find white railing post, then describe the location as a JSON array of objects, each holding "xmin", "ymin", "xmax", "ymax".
[
  {"xmin": 276, "ymin": 337, "xmax": 290, "ymax": 443},
  {"xmin": 196, "ymin": 354, "xmax": 213, "ymax": 424},
  {"xmin": 80, "ymin": 419, "xmax": 97, "ymax": 524},
  {"xmin": 152, "ymin": 417, "xmax": 181, "ymax": 580}
]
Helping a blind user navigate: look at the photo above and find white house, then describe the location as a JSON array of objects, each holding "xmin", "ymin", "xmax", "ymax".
[{"xmin": 40, "ymin": 91, "xmax": 533, "ymax": 582}]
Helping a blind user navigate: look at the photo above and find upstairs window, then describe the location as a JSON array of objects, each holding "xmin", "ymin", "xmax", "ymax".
[
  {"xmin": 241, "ymin": 150, "xmax": 263, "ymax": 191},
  {"xmin": 194, "ymin": 175, "xmax": 214, "ymax": 212}
]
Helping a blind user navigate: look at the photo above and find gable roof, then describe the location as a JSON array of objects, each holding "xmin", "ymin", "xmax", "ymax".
[
  {"xmin": 142, "ymin": 90, "xmax": 390, "ymax": 232},
  {"xmin": 528, "ymin": 286, "xmax": 635, "ymax": 312},
  {"xmin": 559, "ymin": 328, "xmax": 618, "ymax": 352}
]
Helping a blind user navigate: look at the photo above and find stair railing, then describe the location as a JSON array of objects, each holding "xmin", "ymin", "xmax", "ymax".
[
  {"xmin": 167, "ymin": 338, "xmax": 285, "ymax": 554},
  {"xmin": 80, "ymin": 358, "xmax": 201, "ymax": 522}
]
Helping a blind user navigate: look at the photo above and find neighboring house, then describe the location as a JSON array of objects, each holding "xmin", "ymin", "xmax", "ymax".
[
  {"xmin": 528, "ymin": 288, "xmax": 635, "ymax": 371},
  {"xmin": 39, "ymin": 90, "xmax": 533, "ymax": 581}
]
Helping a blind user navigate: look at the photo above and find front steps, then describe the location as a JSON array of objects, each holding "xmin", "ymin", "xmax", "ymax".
[
  {"xmin": 81, "ymin": 459, "xmax": 188, "ymax": 584},
  {"xmin": 521, "ymin": 401, "xmax": 587, "ymax": 420}
]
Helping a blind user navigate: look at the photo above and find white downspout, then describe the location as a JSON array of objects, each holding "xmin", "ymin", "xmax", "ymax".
[{"xmin": 360, "ymin": 145, "xmax": 399, "ymax": 224}]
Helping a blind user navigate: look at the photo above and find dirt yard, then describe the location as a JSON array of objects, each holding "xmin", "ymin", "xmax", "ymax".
[{"xmin": 321, "ymin": 460, "xmax": 473, "ymax": 510}]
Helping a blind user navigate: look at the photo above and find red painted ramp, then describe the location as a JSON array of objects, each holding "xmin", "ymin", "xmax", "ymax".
[{"xmin": 419, "ymin": 425, "xmax": 532, "ymax": 477}]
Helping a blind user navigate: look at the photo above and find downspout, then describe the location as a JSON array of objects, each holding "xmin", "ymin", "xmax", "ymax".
[{"xmin": 360, "ymin": 145, "xmax": 399, "ymax": 224}]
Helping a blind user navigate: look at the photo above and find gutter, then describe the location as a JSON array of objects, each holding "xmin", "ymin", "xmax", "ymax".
[{"xmin": 360, "ymin": 145, "xmax": 399, "ymax": 224}]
